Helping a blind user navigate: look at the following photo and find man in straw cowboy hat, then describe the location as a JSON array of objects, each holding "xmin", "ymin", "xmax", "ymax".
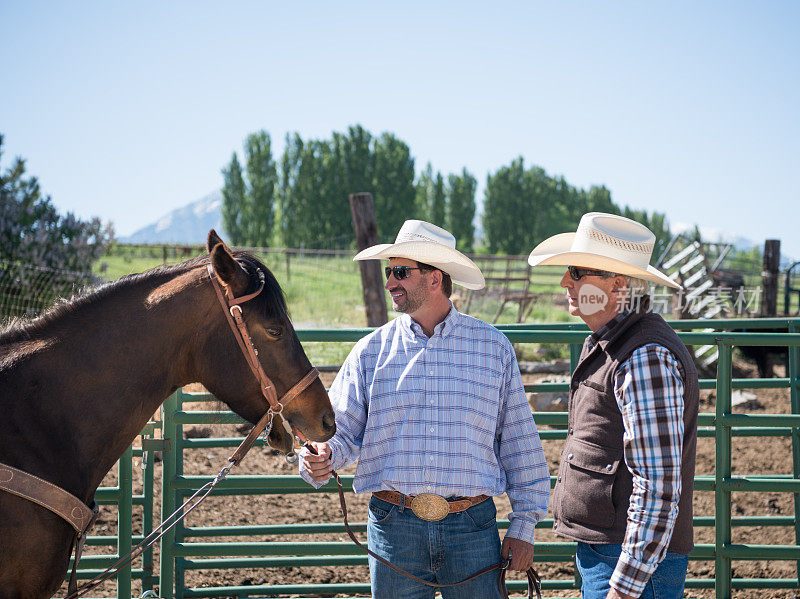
[
  {"xmin": 300, "ymin": 220, "xmax": 549, "ymax": 598},
  {"xmin": 528, "ymin": 212, "xmax": 699, "ymax": 599}
]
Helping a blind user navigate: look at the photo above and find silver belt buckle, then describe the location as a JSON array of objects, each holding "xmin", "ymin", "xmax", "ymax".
[{"xmin": 410, "ymin": 493, "xmax": 450, "ymax": 521}]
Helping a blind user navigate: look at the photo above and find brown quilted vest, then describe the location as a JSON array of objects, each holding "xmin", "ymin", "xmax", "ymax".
[{"xmin": 551, "ymin": 303, "xmax": 699, "ymax": 554}]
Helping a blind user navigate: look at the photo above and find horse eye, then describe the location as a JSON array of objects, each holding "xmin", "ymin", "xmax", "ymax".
[{"xmin": 265, "ymin": 327, "xmax": 283, "ymax": 339}]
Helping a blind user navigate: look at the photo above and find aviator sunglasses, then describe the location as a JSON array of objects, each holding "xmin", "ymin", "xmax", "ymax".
[
  {"xmin": 567, "ymin": 265, "xmax": 617, "ymax": 281},
  {"xmin": 385, "ymin": 265, "xmax": 423, "ymax": 281}
]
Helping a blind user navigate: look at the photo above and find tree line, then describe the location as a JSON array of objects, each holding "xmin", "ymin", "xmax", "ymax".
[
  {"xmin": 482, "ymin": 157, "xmax": 672, "ymax": 257},
  {"xmin": 222, "ymin": 125, "xmax": 670, "ymax": 256},
  {"xmin": 222, "ymin": 125, "xmax": 478, "ymax": 252}
]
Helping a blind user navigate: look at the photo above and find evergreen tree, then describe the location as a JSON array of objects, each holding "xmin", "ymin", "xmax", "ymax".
[
  {"xmin": 0, "ymin": 134, "xmax": 113, "ymax": 318},
  {"xmin": 221, "ymin": 152, "xmax": 246, "ymax": 245},
  {"xmin": 447, "ymin": 168, "xmax": 476, "ymax": 253}
]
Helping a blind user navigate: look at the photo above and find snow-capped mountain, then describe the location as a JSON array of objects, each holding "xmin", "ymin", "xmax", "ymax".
[{"xmin": 120, "ymin": 191, "xmax": 223, "ymax": 244}]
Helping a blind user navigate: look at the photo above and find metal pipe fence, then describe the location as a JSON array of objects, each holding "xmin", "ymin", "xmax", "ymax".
[
  {"xmin": 70, "ymin": 317, "xmax": 800, "ymax": 599},
  {"xmin": 66, "ymin": 422, "xmax": 159, "ymax": 597}
]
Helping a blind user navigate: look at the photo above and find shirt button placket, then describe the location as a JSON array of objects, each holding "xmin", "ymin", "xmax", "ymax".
[{"xmin": 423, "ymin": 351, "xmax": 435, "ymax": 490}]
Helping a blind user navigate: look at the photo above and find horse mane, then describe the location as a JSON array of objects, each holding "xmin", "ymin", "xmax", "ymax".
[{"xmin": 0, "ymin": 252, "xmax": 290, "ymax": 344}]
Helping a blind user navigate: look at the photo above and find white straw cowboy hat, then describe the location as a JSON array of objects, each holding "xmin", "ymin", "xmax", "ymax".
[
  {"xmin": 527, "ymin": 212, "xmax": 681, "ymax": 289},
  {"xmin": 354, "ymin": 220, "xmax": 486, "ymax": 290}
]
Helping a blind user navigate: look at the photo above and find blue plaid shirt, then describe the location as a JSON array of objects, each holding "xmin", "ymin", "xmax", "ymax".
[
  {"xmin": 300, "ymin": 306, "xmax": 550, "ymax": 543},
  {"xmin": 587, "ymin": 313, "xmax": 686, "ymax": 596}
]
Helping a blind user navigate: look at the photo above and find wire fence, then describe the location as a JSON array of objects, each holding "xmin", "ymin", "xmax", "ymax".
[
  {"xmin": 3, "ymin": 244, "xmax": 798, "ymax": 330},
  {"xmin": 0, "ymin": 260, "xmax": 97, "ymax": 322}
]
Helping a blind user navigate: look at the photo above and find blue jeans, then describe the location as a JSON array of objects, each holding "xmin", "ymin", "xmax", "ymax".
[
  {"xmin": 576, "ymin": 542, "xmax": 688, "ymax": 599},
  {"xmin": 366, "ymin": 495, "xmax": 504, "ymax": 599}
]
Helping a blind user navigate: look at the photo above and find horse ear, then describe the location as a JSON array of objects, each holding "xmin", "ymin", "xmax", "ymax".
[
  {"xmin": 210, "ymin": 242, "xmax": 249, "ymax": 296},
  {"xmin": 207, "ymin": 229, "xmax": 225, "ymax": 253}
]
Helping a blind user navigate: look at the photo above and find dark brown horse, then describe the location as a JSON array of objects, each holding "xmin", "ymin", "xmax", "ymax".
[{"xmin": 0, "ymin": 231, "xmax": 335, "ymax": 598}]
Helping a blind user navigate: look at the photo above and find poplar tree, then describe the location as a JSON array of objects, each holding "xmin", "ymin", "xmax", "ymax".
[
  {"xmin": 431, "ymin": 172, "xmax": 446, "ymax": 228},
  {"xmin": 482, "ymin": 157, "xmax": 670, "ymax": 254},
  {"xmin": 415, "ymin": 163, "xmax": 447, "ymax": 228},
  {"xmin": 373, "ymin": 133, "xmax": 416, "ymax": 240},
  {"xmin": 280, "ymin": 126, "xmax": 417, "ymax": 248},
  {"xmin": 483, "ymin": 157, "xmax": 530, "ymax": 253},
  {"xmin": 221, "ymin": 152, "xmax": 246, "ymax": 245},
  {"xmin": 447, "ymin": 168, "xmax": 476, "ymax": 253},
  {"xmin": 278, "ymin": 133, "xmax": 303, "ymax": 247},
  {"xmin": 341, "ymin": 125, "xmax": 374, "ymax": 196},
  {"xmin": 243, "ymin": 130, "xmax": 277, "ymax": 247},
  {"xmin": 416, "ymin": 163, "xmax": 434, "ymax": 223}
]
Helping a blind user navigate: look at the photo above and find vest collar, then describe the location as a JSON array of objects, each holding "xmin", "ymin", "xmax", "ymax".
[{"xmin": 575, "ymin": 295, "xmax": 653, "ymax": 375}]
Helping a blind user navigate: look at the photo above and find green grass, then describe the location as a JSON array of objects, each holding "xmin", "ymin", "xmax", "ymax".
[{"xmin": 95, "ymin": 247, "xmax": 202, "ymax": 279}]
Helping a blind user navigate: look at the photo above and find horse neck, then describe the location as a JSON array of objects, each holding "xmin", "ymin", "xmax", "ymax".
[{"xmin": 4, "ymin": 264, "xmax": 218, "ymax": 500}]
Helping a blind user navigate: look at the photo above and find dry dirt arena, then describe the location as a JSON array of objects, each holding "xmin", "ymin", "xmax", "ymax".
[{"xmin": 75, "ymin": 360, "xmax": 799, "ymax": 599}]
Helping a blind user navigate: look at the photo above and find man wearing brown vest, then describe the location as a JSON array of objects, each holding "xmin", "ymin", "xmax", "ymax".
[{"xmin": 528, "ymin": 213, "xmax": 699, "ymax": 599}]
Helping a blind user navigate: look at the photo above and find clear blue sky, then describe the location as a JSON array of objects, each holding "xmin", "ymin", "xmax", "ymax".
[{"xmin": 2, "ymin": 1, "xmax": 798, "ymax": 258}]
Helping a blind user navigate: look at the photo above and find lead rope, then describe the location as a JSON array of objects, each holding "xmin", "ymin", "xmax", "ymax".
[
  {"xmin": 65, "ymin": 412, "xmax": 285, "ymax": 598},
  {"xmin": 64, "ymin": 462, "xmax": 234, "ymax": 599},
  {"xmin": 65, "ymin": 387, "xmax": 305, "ymax": 599}
]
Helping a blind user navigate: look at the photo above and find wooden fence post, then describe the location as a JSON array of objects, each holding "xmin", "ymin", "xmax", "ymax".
[
  {"xmin": 761, "ymin": 239, "xmax": 781, "ymax": 316},
  {"xmin": 349, "ymin": 193, "xmax": 388, "ymax": 327}
]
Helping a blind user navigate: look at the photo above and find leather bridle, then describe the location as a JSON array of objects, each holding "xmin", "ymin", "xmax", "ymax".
[
  {"xmin": 206, "ymin": 262, "xmax": 321, "ymax": 464},
  {"xmin": 55, "ymin": 261, "xmax": 324, "ymax": 598}
]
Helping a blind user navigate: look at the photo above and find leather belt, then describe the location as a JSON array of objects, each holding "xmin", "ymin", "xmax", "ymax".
[{"xmin": 374, "ymin": 490, "xmax": 490, "ymax": 521}]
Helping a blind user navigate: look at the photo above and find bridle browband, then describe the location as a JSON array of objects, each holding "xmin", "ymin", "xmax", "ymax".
[{"xmin": 206, "ymin": 262, "xmax": 321, "ymax": 465}]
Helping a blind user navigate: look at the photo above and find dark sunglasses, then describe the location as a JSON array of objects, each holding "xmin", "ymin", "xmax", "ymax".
[
  {"xmin": 567, "ymin": 265, "xmax": 617, "ymax": 281},
  {"xmin": 385, "ymin": 265, "xmax": 423, "ymax": 281}
]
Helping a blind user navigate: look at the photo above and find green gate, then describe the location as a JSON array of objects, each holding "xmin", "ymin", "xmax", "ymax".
[{"xmin": 71, "ymin": 317, "xmax": 800, "ymax": 598}]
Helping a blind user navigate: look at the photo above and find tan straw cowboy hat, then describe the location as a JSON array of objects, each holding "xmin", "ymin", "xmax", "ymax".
[
  {"xmin": 527, "ymin": 212, "xmax": 681, "ymax": 289},
  {"xmin": 354, "ymin": 220, "xmax": 485, "ymax": 290}
]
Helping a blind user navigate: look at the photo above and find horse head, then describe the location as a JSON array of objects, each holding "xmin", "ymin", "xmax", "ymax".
[{"xmin": 201, "ymin": 230, "xmax": 335, "ymax": 454}]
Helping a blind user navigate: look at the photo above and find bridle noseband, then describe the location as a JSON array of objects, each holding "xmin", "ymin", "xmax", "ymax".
[{"xmin": 206, "ymin": 262, "xmax": 321, "ymax": 465}]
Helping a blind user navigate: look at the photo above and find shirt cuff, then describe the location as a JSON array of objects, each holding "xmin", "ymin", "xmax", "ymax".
[
  {"xmin": 610, "ymin": 548, "xmax": 657, "ymax": 597},
  {"xmin": 298, "ymin": 456, "xmax": 327, "ymax": 489},
  {"xmin": 506, "ymin": 515, "xmax": 537, "ymax": 545},
  {"xmin": 326, "ymin": 437, "xmax": 348, "ymax": 472}
]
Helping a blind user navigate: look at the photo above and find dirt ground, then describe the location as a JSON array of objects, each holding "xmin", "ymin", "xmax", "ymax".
[{"xmin": 73, "ymin": 360, "xmax": 799, "ymax": 599}]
